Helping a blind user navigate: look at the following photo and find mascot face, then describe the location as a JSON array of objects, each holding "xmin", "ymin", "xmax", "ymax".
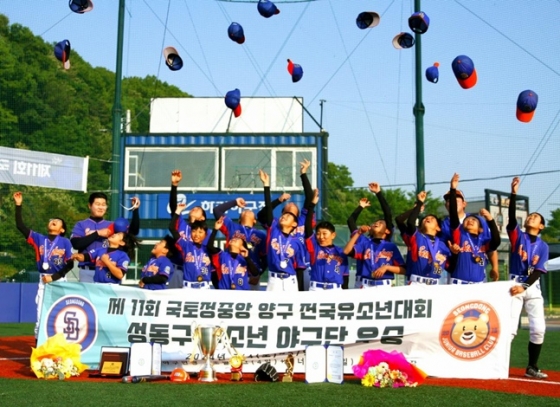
[{"xmin": 451, "ymin": 313, "xmax": 489, "ymax": 348}]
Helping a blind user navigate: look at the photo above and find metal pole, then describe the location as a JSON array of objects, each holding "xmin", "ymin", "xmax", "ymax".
[
  {"xmin": 413, "ymin": 0, "xmax": 425, "ymax": 194},
  {"xmin": 109, "ymin": 0, "xmax": 126, "ymax": 220}
]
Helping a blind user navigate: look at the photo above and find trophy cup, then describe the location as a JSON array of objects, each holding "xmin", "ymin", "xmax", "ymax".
[
  {"xmin": 194, "ymin": 324, "xmax": 223, "ymax": 382},
  {"xmin": 282, "ymin": 353, "xmax": 295, "ymax": 382},
  {"xmin": 229, "ymin": 354, "xmax": 245, "ymax": 381}
]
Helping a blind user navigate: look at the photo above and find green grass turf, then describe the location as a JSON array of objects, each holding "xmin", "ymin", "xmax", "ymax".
[{"xmin": 0, "ymin": 324, "xmax": 559, "ymax": 406}]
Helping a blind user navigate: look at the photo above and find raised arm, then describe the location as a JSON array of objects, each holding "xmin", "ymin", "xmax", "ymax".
[
  {"xmin": 300, "ymin": 159, "xmax": 314, "ymax": 208},
  {"xmin": 369, "ymin": 182, "xmax": 394, "ymax": 232},
  {"xmin": 129, "ymin": 197, "xmax": 141, "ymax": 235},
  {"xmin": 13, "ymin": 192, "xmax": 30, "ymax": 238},
  {"xmin": 406, "ymin": 192, "xmax": 426, "ymax": 234},
  {"xmin": 304, "ymin": 189, "xmax": 319, "ymax": 238},
  {"xmin": 213, "ymin": 198, "xmax": 245, "ymax": 219},
  {"xmin": 507, "ymin": 177, "xmax": 519, "ymax": 230},
  {"xmin": 347, "ymin": 198, "xmax": 369, "ymax": 233},
  {"xmin": 480, "ymin": 209, "xmax": 501, "ymax": 252},
  {"xmin": 258, "ymin": 170, "xmax": 273, "ymax": 227},
  {"xmin": 449, "ymin": 173, "xmax": 460, "ymax": 230},
  {"xmin": 206, "ymin": 217, "xmax": 222, "ymax": 255},
  {"xmin": 343, "ymin": 225, "xmax": 369, "ymax": 255},
  {"xmin": 256, "ymin": 193, "xmax": 291, "ymax": 227},
  {"xmin": 168, "ymin": 169, "xmax": 182, "ymax": 216},
  {"xmin": 168, "ymin": 203, "xmax": 185, "ymax": 241}
]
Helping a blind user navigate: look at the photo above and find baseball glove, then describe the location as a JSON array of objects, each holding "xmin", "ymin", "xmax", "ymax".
[{"xmin": 254, "ymin": 362, "xmax": 278, "ymax": 382}]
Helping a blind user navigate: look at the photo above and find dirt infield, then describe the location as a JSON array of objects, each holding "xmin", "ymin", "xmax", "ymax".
[{"xmin": 1, "ymin": 336, "xmax": 558, "ymax": 397}]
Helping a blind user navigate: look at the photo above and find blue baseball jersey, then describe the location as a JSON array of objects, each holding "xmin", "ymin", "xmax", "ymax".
[
  {"xmin": 212, "ymin": 251, "xmax": 252, "ymax": 290},
  {"xmin": 26, "ymin": 232, "xmax": 73, "ymax": 274},
  {"xmin": 175, "ymin": 239, "xmax": 213, "ymax": 283},
  {"xmin": 451, "ymin": 226, "xmax": 491, "ymax": 283},
  {"xmin": 220, "ymin": 217, "xmax": 267, "ymax": 274},
  {"xmin": 305, "ymin": 236, "xmax": 348, "ymax": 285},
  {"xmin": 71, "ymin": 218, "xmax": 112, "ymax": 268},
  {"xmin": 405, "ymin": 230, "xmax": 451, "ymax": 279},
  {"xmin": 353, "ymin": 238, "xmax": 405, "ymax": 281},
  {"xmin": 170, "ymin": 217, "xmax": 210, "ymax": 267},
  {"xmin": 266, "ymin": 219, "xmax": 306, "ymax": 275},
  {"xmin": 88, "ymin": 247, "xmax": 129, "ymax": 284},
  {"xmin": 507, "ymin": 224, "xmax": 549, "ymax": 276},
  {"xmin": 141, "ymin": 256, "xmax": 173, "ymax": 290},
  {"xmin": 441, "ymin": 214, "xmax": 491, "ymax": 245}
]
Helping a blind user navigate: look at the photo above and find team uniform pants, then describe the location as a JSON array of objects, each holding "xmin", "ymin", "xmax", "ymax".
[
  {"xmin": 511, "ymin": 280, "xmax": 546, "ymax": 344},
  {"xmin": 267, "ymin": 273, "xmax": 298, "ymax": 292},
  {"xmin": 167, "ymin": 266, "xmax": 184, "ymax": 289}
]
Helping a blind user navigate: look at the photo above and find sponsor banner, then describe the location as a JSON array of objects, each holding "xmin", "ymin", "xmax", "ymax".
[
  {"xmin": 156, "ymin": 193, "xmax": 305, "ymax": 220},
  {"xmin": 0, "ymin": 147, "xmax": 88, "ymax": 192},
  {"xmin": 38, "ymin": 282, "xmax": 515, "ymax": 379}
]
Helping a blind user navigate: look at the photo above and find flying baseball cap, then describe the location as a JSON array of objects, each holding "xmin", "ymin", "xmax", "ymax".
[
  {"xmin": 69, "ymin": 0, "xmax": 93, "ymax": 14},
  {"xmin": 356, "ymin": 11, "xmax": 380, "ymax": 29},
  {"xmin": 451, "ymin": 55, "xmax": 477, "ymax": 89},
  {"xmin": 257, "ymin": 0, "xmax": 280, "ymax": 18},
  {"xmin": 443, "ymin": 189, "xmax": 465, "ymax": 201},
  {"xmin": 228, "ymin": 22, "xmax": 245, "ymax": 44},
  {"xmin": 54, "ymin": 40, "xmax": 71, "ymax": 70},
  {"xmin": 516, "ymin": 90, "xmax": 538, "ymax": 123},
  {"xmin": 163, "ymin": 47, "xmax": 183, "ymax": 71},
  {"xmin": 408, "ymin": 11, "xmax": 430, "ymax": 34},
  {"xmin": 113, "ymin": 217, "xmax": 130, "ymax": 233},
  {"xmin": 392, "ymin": 32, "xmax": 415, "ymax": 49},
  {"xmin": 287, "ymin": 59, "xmax": 303, "ymax": 83},
  {"xmin": 425, "ymin": 62, "xmax": 439, "ymax": 83},
  {"xmin": 170, "ymin": 368, "xmax": 189, "ymax": 382},
  {"xmin": 225, "ymin": 88, "xmax": 242, "ymax": 118}
]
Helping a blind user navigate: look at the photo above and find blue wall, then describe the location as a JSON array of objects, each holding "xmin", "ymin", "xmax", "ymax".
[{"xmin": 0, "ymin": 283, "xmax": 38, "ymax": 323}]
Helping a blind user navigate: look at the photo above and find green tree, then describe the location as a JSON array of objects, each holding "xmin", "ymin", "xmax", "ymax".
[{"xmin": 542, "ymin": 208, "xmax": 560, "ymax": 243}]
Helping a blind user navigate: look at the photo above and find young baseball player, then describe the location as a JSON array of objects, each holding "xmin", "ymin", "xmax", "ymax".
[
  {"xmin": 304, "ymin": 189, "xmax": 349, "ymax": 290},
  {"xmin": 347, "ymin": 182, "xmax": 395, "ymax": 288},
  {"xmin": 207, "ymin": 217, "xmax": 260, "ymax": 290},
  {"xmin": 169, "ymin": 203, "xmax": 214, "ymax": 289},
  {"xmin": 13, "ymin": 192, "xmax": 74, "ymax": 338},
  {"xmin": 73, "ymin": 217, "xmax": 139, "ymax": 284},
  {"xmin": 400, "ymin": 191, "xmax": 452, "ymax": 285},
  {"xmin": 138, "ymin": 236, "xmax": 177, "ymax": 290},
  {"xmin": 71, "ymin": 193, "xmax": 140, "ymax": 283},
  {"xmin": 447, "ymin": 173, "xmax": 501, "ymax": 284},
  {"xmin": 259, "ymin": 169, "xmax": 307, "ymax": 292},
  {"xmin": 167, "ymin": 169, "xmax": 208, "ymax": 288},
  {"xmin": 213, "ymin": 197, "xmax": 267, "ymax": 290},
  {"xmin": 508, "ymin": 177, "xmax": 549, "ymax": 379}
]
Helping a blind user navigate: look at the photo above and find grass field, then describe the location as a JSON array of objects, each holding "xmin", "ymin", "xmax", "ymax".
[{"xmin": 0, "ymin": 324, "xmax": 558, "ymax": 406}]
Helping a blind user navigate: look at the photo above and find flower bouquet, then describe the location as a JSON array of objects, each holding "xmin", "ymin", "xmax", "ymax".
[
  {"xmin": 30, "ymin": 334, "xmax": 88, "ymax": 380},
  {"xmin": 352, "ymin": 349, "xmax": 427, "ymax": 388}
]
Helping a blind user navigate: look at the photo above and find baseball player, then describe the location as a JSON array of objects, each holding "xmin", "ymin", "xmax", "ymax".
[
  {"xmin": 169, "ymin": 203, "xmax": 214, "ymax": 289},
  {"xmin": 213, "ymin": 197, "xmax": 267, "ymax": 290},
  {"xmin": 447, "ymin": 173, "xmax": 501, "ymax": 284},
  {"xmin": 259, "ymin": 169, "xmax": 307, "ymax": 292},
  {"xmin": 507, "ymin": 177, "xmax": 549, "ymax": 379},
  {"xmin": 138, "ymin": 236, "xmax": 177, "ymax": 290},
  {"xmin": 346, "ymin": 182, "xmax": 395, "ymax": 288},
  {"xmin": 304, "ymin": 189, "xmax": 350, "ymax": 290},
  {"xmin": 207, "ymin": 217, "xmax": 260, "ymax": 290},
  {"xmin": 71, "ymin": 193, "xmax": 139, "ymax": 283},
  {"xmin": 13, "ymin": 192, "xmax": 74, "ymax": 339},
  {"xmin": 73, "ymin": 216, "xmax": 139, "ymax": 284},
  {"xmin": 167, "ymin": 169, "xmax": 208, "ymax": 288},
  {"xmin": 399, "ymin": 191, "xmax": 452, "ymax": 285}
]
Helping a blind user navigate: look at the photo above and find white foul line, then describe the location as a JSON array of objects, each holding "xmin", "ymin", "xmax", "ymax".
[{"xmin": 509, "ymin": 377, "xmax": 560, "ymax": 386}]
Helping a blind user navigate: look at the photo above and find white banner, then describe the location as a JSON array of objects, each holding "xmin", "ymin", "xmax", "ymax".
[
  {"xmin": 0, "ymin": 146, "xmax": 88, "ymax": 191},
  {"xmin": 38, "ymin": 282, "xmax": 515, "ymax": 379}
]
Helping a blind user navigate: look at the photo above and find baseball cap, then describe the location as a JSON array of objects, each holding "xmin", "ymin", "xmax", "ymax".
[
  {"xmin": 225, "ymin": 88, "xmax": 242, "ymax": 118},
  {"xmin": 69, "ymin": 0, "xmax": 93, "ymax": 14},
  {"xmin": 257, "ymin": 0, "xmax": 280, "ymax": 18},
  {"xmin": 228, "ymin": 22, "xmax": 245, "ymax": 44},
  {"xmin": 163, "ymin": 47, "xmax": 183, "ymax": 71},
  {"xmin": 451, "ymin": 55, "xmax": 477, "ymax": 89},
  {"xmin": 287, "ymin": 59, "xmax": 303, "ymax": 83},
  {"xmin": 408, "ymin": 11, "xmax": 430, "ymax": 34},
  {"xmin": 113, "ymin": 217, "xmax": 130, "ymax": 233},
  {"xmin": 54, "ymin": 40, "xmax": 71, "ymax": 70},
  {"xmin": 443, "ymin": 189, "xmax": 465, "ymax": 201},
  {"xmin": 425, "ymin": 62, "xmax": 439, "ymax": 83},
  {"xmin": 170, "ymin": 368, "xmax": 189, "ymax": 382},
  {"xmin": 516, "ymin": 90, "xmax": 538, "ymax": 123},
  {"xmin": 392, "ymin": 32, "xmax": 415, "ymax": 49},
  {"xmin": 356, "ymin": 12, "xmax": 380, "ymax": 29}
]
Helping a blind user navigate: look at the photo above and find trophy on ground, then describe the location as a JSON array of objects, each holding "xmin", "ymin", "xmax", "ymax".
[
  {"xmin": 229, "ymin": 354, "xmax": 245, "ymax": 381},
  {"xmin": 192, "ymin": 324, "xmax": 223, "ymax": 382},
  {"xmin": 282, "ymin": 353, "xmax": 295, "ymax": 382}
]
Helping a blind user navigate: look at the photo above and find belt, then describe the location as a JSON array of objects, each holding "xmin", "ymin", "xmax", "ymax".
[
  {"xmin": 510, "ymin": 275, "xmax": 527, "ymax": 283},
  {"xmin": 183, "ymin": 281, "xmax": 209, "ymax": 289},
  {"xmin": 79, "ymin": 266, "xmax": 95, "ymax": 270},
  {"xmin": 270, "ymin": 272, "xmax": 293, "ymax": 279},
  {"xmin": 410, "ymin": 275, "xmax": 439, "ymax": 285},
  {"xmin": 361, "ymin": 278, "xmax": 392, "ymax": 287},
  {"xmin": 450, "ymin": 278, "xmax": 483, "ymax": 285},
  {"xmin": 310, "ymin": 281, "xmax": 341, "ymax": 289}
]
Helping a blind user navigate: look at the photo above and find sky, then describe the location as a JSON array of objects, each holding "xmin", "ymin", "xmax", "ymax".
[{"xmin": 2, "ymin": 0, "xmax": 560, "ymax": 219}]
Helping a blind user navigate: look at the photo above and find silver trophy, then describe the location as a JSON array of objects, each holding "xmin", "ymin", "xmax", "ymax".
[{"xmin": 194, "ymin": 324, "xmax": 223, "ymax": 382}]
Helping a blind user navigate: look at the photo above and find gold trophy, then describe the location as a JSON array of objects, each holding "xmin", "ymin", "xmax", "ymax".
[
  {"xmin": 282, "ymin": 353, "xmax": 295, "ymax": 382},
  {"xmin": 192, "ymin": 324, "xmax": 223, "ymax": 382},
  {"xmin": 230, "ymin": 354, "xmax": 245, "ymax": 381}
]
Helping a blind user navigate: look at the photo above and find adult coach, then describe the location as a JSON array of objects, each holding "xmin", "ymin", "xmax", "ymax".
[{"xmin": 71, "ymin": 193, "xmax": 139, "ymax": 282}]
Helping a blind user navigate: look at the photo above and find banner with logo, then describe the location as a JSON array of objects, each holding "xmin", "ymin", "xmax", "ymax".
[
  {"xmin": 0, "ymin": 146, "xmax": 88, "ymax": 192},
  {"xmin": 38, "ymin": 282, "xmax": 515, "ymax": 379}
]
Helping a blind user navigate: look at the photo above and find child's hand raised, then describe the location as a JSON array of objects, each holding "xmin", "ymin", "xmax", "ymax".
[
  {"xmin": 214, "ymin": 216, "xmax": 224, "ymax": 230},
  {"xmin": 176, "ymin": 203, "xmax": 187, "ymax": 215},
  {"xmin": 479, "ymin": 208, "xmax": 492, "ymax": 220},
  {"xmin": 13, "ymin": 192, "xmax": 23, "ymax": 206},
  {"xmin": 171, "ymin": 169, "xmax": 182, "ymax": 186}
]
